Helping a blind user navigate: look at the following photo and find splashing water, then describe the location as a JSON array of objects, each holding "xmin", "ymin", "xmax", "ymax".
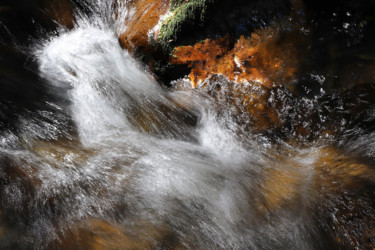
[{"xmin": 1, "ymin": 1, "xmax": 375, "ymax": 249}]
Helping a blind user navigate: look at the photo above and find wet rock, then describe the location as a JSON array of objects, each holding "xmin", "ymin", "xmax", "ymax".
[
  {"xmin": 183, "ymin": 74, "xmax": 281, "ymax": 133},
  {"xmin": 119, "ymin": 0, "xmax": 375, "ymax": 93},
  {"xmin": 0, "ymin": 155, "xmax": 40, "ymax": 229},
  {"xmin": 171, "ymin": 21, "xmax": 306, "ymax": 88},
  {"xmin": 54, "ymin": 218, "xmax": 181, "ymax": 250},
  {"xmin": 124, "ymin": 94, "xmax": 198, "ymax": 140},
  {"xmin": 119, "ymin": 0, "xmax": 170, "ymax": 54},
  {"xmin": 31, "ymin": 138, "xmax": 93, "ymax": 165},
  {"xmin": 175, "ymin": 76, "xmax": 375, "ymax": 140},
  {"xmin": 150, "ymin": 0, "xmax": 291, "ymax": 51},
  {"xmin": 259, "ymin": 158, "xmax": 307, "ymax": 211},
  {"xmin": 119, "ymin": 0, "xmax": 292, "ymax": 84},
  {"xmin": 0, "ymin": 138, "xmax": 92, "ymax": 230},
  {"xmin": 120, "ymin": 0, "xmax": 169, "ymax": 52},
  {"xmin": 118, "ymin": 0, "xmax": 187, "ymax": 84},
  {"xmin": 258, "ymin": 145, "xmax": 375, "ymax": 248},
  {"xmin": 56, "ymin": 219, "xmax": 136, "ymax": 250},
  {"xmin": 150, "ymin": 0, "xmax": 215, "ymax": 50},
  {"xmin": 118, "ymin": 0, "xmax": 193, "ymax": 85},
  {"xmin": 313, "ymin": 147, "xmax": 375, "ymax": 249},
  {"xmin": 0, "ymin": 211, "xmax": 3, "ymax": 240}
]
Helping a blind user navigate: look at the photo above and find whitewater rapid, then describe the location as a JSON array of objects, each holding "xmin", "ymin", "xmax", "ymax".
[{"xmin": 1, "ymin": 1, "xmax": 374, "ymax": 249}]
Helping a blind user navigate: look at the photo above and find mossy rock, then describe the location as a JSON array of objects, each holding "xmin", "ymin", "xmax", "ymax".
[
  {"xmin": 152, "ymin": 0, "xmax": 291, "ymax": 51},
  {"xmin": 148, "ymin": 0, "xmax": 291, "ymax": 83},
  {"xmin": 156, "ymin": 0, "xmax": 215, "ymax": 51}
]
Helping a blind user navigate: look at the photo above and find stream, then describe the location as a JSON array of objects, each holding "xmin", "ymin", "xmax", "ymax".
[{"xmin": 1, "ymin": 1, "xmax": 375, "ymax": 249}]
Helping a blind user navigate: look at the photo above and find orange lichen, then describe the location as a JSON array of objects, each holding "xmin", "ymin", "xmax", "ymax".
[
  {"xmin": 119, "ymin": 0, "xmax": 170, "ymax": 53},
  {"xmin": 171, "ymin": 25, "xmax": 302, "ymax": 88}
]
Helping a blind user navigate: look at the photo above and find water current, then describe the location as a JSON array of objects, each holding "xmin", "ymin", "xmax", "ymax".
[{"xmin": 1, "ymin": 1, "xmax": 375, "ymax": 249}]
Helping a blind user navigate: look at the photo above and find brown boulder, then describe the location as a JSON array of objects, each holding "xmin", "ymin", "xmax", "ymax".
[{"xmin": 119, "ymin": 0, "xmax": 170, "ymax": 54}]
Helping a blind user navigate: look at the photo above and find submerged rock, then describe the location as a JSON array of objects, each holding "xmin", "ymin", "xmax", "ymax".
[
  {"xmin": 314, "ymin": 147, "xmax": 375, "ymax": 249},
  {"xmin": 258, "ymin": 145, "xmax": 375, "ymax": 248},
  {"xmin": 31, "ymin": 138, "xmax": 93, "ymax": 165},
  {"xmin": 196, "ymin": 75, "xmax": 282, "ymax": 133},
  {"xmin": 127, "ymin": 101, "xmax": 198, "ymax": 140},
  {"xmin": 0, "ymin": 155, "xmax": 40, "ymax": 234},
  {"xmin": 0, "ymin": 212, "xmax": 3, "ymax": 239},
  {"xmin": 173, "ymin": 75, "xmax": 375, "ymax": 142},
  {"xmin": 56, "ymin": 219, "xmax": 140, "ymax": 250},
  {"xmin": 54, "ymin": 218, "xmax": 180, "ymax": 250},
  {"xmin": 171, "ymin": 75, "xmax": 282, "ymax": 133}
]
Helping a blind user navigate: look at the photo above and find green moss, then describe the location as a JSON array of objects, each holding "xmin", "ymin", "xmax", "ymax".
[
  {"xmin": 170, "ymin": 0, "xmax": 190, "ymax": 9},
  {"xmin": 157, "ymin": 0, "xmax": 215, "ymax": 51}
]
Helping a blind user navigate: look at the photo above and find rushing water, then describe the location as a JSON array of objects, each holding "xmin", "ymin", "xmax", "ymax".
[{"xmin": 1, "ymin": 1, "xmax": 375, "ymax": 249}]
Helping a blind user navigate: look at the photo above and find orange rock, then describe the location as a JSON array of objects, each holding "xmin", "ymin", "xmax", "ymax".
[
  {"xmin": 171, "ymin": 21, "xmax": 305, "ymax": 88},
  {"xmin": 119, "ymin": 0, "xmax": 170, "ymax": 53}
]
